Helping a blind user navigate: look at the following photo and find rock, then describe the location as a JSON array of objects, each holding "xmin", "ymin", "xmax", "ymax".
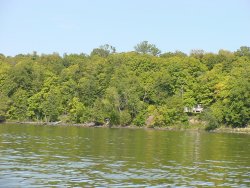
[{"xmin": 146, "ymin": 115, "xmax": 154, "ymax": 127}]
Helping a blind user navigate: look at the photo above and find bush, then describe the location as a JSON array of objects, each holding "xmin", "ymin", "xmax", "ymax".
[{"xmin": 200, "ymin": 109, "xmax": 220, "ymax": 131}]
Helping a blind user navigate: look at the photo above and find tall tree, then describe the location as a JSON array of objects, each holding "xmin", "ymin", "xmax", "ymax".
[
  {"xmin": 134, "ymin": 41, "xmax": 161, "ymax": 56},
  {"xmin": 91, "ymin": 44, "xmax": 116, "ymax": 57}
]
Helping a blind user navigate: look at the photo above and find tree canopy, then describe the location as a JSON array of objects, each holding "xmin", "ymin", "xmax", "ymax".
[
  {"xmin": 0, "ymin": 45, "xmax": 249, "ymax": 128},
  {"xmin": 134, "ymin": 41, "xmax": 161, "ymax": 56}
]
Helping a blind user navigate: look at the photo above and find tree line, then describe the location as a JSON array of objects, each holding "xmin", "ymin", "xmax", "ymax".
[{"xmin": 0, "ymin": 42, "xmax": 249, "ymax": 128}]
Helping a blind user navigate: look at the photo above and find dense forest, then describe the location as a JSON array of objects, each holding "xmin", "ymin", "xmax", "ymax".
[{"xmin": 0, "ymin": 42, "xmax": 249, "ymax": 129}]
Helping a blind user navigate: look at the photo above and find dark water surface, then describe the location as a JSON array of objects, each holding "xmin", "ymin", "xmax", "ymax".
[{"xmin": 0, "ymin": 124, "xmax": 249, "ymax": 187}]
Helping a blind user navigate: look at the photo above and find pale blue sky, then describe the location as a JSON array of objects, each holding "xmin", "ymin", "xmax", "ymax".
[{"xmin": 1, "ymin": 0, "xmax": 250, "ymax": 56}]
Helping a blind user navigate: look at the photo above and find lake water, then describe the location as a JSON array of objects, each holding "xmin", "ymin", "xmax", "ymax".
[{"xmin": 0, "ymin": 124, "xmax": 249, "ymax": 187}]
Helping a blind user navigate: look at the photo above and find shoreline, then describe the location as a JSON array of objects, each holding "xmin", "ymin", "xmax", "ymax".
[
  {"xmin": 2, "ymin": 120, "xmax": 205, "ymax": 130},
  {"xmin": 2, "ymin": 121, "xmax": 250, "ymax": 134},
  {"xmin": 210, "ymin": 127, "xmax": 250, "ymax": 134}
]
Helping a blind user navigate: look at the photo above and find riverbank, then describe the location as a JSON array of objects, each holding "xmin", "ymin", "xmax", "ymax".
[
  {"xmin": 211, "ymin": 126, "xmax": 250, "ymax": 134},
  {"xmin": 2, "ymin": 120, "xmax": 250, "ymax": 134}
]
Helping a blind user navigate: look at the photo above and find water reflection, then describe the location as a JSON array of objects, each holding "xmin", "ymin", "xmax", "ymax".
[{"xmin": 0, "ymin": 124, "xmax": 249, "ymax": 187}]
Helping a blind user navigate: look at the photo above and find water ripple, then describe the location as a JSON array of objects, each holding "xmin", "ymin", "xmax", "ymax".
[{"xmin": 0, "ymin": 125, "xmax": 250, "ymax": 187}]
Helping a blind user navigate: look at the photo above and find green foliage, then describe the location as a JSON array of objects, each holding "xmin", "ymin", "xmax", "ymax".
[
  {"xmin": 0, "ymin": 92, "xmax": 11, "ymax": 121},
  {"xmin": 160, "ymin": 50, "xmax": 187, "ymax": 58},
  {"xmin": 69, "ymin": 97, "xmax": 86, "ymax": 123},
  {"xmin": 91, "ymin": 44, "xmax": 116, "ymax": 57},
  {"xmin": 8, "ymin": 89, "xmax": 29, "ymax": 120},
  {"xmin": 235, "ymin": 46, "xmax": 250, "ymax": 58},
  {"xmin": 133, "ymin": 110, "xmax": 147, "ymax": 127},
  {"xmin": 134, "ymin": 41, "xmax": 161, "ymax": 56},
  {"xmin": 201, "ymin": 108, "xmax": 220, "ymax": 131},
  {"xmin": 221, "ymin": 61, "xmax": 250, "ymax": 127},
  {"xmin": 0, "ymin": 45, "xmax": 249, "ymax": 128},
  {"xmin": 119, "ymin": 110, "xmax": 132, "ymax": 126}
]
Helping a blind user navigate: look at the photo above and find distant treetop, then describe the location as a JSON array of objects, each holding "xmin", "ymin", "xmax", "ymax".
[{"xmin": 134, "ymin": 41, "xmax": 161, "ymax": 56}]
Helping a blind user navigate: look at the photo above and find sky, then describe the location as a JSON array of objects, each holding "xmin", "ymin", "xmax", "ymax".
[{"xmin": 0, "ymin": 0, "xmax": 250, "ymax": 56}]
